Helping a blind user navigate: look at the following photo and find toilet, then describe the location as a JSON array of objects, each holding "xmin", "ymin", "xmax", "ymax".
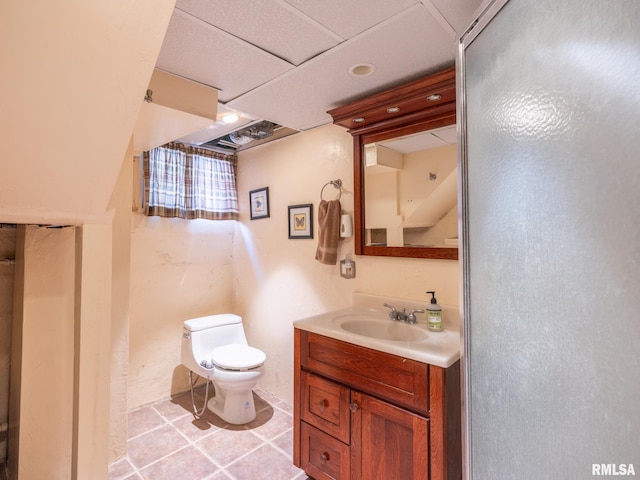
[{"xmin": 181, "ymin": 313, "xmax": 266, "ymax": 424}]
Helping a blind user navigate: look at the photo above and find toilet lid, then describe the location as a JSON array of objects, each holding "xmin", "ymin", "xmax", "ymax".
[{"xmin": 211, "ymin": 344, "xmax": 266, "ymax": 371}]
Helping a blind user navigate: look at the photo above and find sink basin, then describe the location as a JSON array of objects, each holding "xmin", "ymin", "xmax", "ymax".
[
  {"xmin": 334, "ymin": 314, "xmax": 428, "ymax": 342},
  {"xmin": 293, "ymin": 294, "xmax": 460, "ymax": 367}
]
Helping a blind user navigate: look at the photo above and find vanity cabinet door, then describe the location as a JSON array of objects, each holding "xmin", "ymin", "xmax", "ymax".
[{"xmin": 351, "ymin": 390, "xmax": 429, "ymax": 480}]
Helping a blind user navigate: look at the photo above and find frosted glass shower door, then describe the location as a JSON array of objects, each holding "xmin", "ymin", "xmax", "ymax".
[{"xmin": 458, "ymin": 1, "xmax": 640, "ymax": 479}]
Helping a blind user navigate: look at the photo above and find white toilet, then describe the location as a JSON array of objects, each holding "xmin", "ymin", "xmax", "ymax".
[{"xmin": 181, "ymin": 313, "xmax": 266, "ymax": 424}]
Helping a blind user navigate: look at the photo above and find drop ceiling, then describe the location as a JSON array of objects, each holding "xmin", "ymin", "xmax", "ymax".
[
  {"xmin": 157, "ymin": 0, "xmax": 483, "ymax": 149},
  {"xmin": 380, "ymin": 125, "xmax": 458, "ymax": 154}
]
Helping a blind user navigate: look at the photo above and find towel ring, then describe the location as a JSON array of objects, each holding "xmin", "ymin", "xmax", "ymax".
[{"xmin": 320, "ymin": 179, "xmax": 342, "ymax": 201}]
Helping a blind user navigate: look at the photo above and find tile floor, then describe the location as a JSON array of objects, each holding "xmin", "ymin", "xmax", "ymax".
[{"xmin": 109, "ymin": 386, "xmax": 310, "ymax": 480}]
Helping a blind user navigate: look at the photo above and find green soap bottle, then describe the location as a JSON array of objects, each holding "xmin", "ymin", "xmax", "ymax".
[{"xmin": 426, "ymin": 291, "xmax": 443, "ymax": 332}]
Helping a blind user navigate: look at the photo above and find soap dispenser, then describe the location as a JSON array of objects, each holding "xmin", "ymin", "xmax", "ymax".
[{"xmin": 426, "ymin": 291, "xmax": 443, "ymax": 332}]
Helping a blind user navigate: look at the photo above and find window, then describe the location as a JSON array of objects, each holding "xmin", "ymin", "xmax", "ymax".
[{"xmin": 143, "ymin": 142, "xmax": 238, "ymax": 220}]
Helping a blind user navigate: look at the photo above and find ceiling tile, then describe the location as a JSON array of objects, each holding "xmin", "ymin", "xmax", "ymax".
[
  {"xmin": 426, "ymin": 0, "xmax": 484, "ymax": 34},
  {"xmin": 228, "ymin": 4, "xmax": 455, "ymax": 130},
  {"xmin": 381, "ymin": 130, "xmax": 451, "ymax": 154},
  {"xmin": 156, "ymin": 9, "xmax": 294, "ymax": 102},
  {"xmin": 175, "ymin": 0, "xmax": 340, "ymax": 65},
  {"xmin": 432, "ymin": 125, "xmax": 457, "ymax": 143},
  {"xmin": 282, "ymin": 0, "xmax": 420, "ymax": 38}
]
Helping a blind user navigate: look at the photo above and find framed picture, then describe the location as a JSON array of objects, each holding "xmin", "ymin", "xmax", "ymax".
[
  {"xmin": 288, "ymin": 204, "xmax": 313, "ymax": 239},
  {"xmin": 249, "ymin": 187, "xmax": 270, "ymax": 220}
]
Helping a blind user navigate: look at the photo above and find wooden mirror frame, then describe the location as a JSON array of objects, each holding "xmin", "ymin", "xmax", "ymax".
[{"xmin": 328, "ymin": 67, "xmax": 458, "ymax": 260}]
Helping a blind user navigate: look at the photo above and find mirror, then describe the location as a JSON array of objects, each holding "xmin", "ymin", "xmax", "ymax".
[
  {"xmin": 363, "ymin": 126, "xmax": 457, "ymax": 251},
  {"xmin": 353, "ymin": 122, "xmax": 458, "ymax": 260},
  {"xmin": 328, "ymin": 66, "xmax": 458, "ymax": 260}
]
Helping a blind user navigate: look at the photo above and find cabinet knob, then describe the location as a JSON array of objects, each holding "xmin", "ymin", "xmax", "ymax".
[
  {"xmin": 349, "ymin": 402, "xmax": 359, "ymax": 413},
  {"xmin": 318, "ymin": 398, "xmax": 328, "ymax": 409},
  {"xmin": 320, "ymin": 452, "xmax": 330, "ymax": 463}
]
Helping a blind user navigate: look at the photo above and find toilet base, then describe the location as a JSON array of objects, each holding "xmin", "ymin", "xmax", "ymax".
[{"xmin": 207, "ymin": 386, "xmax": 257, "ymax": 425}]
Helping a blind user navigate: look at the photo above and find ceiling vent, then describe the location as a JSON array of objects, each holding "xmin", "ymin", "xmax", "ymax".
[
  {"xmin": 203, "ymin": 120, "xmax": 298, "ymax": 152},
  {"xmin": 229, "ymin": 120, "xmax": 276, "ymax": 144}
]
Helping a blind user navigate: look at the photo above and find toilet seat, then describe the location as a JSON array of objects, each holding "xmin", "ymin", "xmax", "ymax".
[{"xmin": 211, "ymin": 344, "xmax": 266, "ymax": 371}]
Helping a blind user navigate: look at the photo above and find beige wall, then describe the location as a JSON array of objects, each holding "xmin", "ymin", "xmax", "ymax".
[
  {"xmin": 9, "ymin": 224, "xmax": 116, "ymax": 479},
  {"xmin": 234, "ymin": 124, "xmax": 460, "ymax": 404},
  {"xmin": 73, "ymin": 224, "xmax": 113, "ymax": 480},
  {"xmin": 125, "ymin": 123, "xmax": 459, "ymax": 410},
  {"xmin": 0, "ymin": 121, "xmax": 459, "ymax": 477},
  {"xmin": 0, "ymin": 0, "xmax": 176, "ymax": 225},
  {"xmin": 128, "ymin": 215, "xmax": 235, "ymax": 410},
  {"xmin": 108, "ymin": 146, "xmax": 134, "ymax": 462},
  {"xmin": 10, "ymin": 226, "xmax": 76, "ymax": 479}
]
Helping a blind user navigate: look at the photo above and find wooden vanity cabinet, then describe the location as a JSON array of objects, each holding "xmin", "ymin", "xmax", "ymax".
[{"xmin": 293, "ymin": 328, "xmax": 461, "ymax": 480}]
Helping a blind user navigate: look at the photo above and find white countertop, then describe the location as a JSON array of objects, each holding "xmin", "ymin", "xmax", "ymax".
[{"xmin": 293, "ymin": 292, "xmax": 461, "ymax": 369}]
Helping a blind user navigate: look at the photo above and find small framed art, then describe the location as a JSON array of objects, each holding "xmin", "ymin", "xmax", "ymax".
[
  {"xmin": 249, "ymin": 187, "xmax": 270, "ymax": 220},
  {"xmin": 288, "ymin": 204, "xmax": 313, "ymax": 239}
]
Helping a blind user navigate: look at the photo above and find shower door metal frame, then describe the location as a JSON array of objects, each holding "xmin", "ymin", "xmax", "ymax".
[{"xmin": 456, "ymin": 1, "xmax": 513, "ymax": 479}]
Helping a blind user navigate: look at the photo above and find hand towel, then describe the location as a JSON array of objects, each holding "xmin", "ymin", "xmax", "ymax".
[{"xmin": 315, "ymin": 199, "xmax": 341, "ymax": 265}]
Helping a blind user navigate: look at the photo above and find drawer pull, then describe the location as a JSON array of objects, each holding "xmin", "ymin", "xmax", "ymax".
[
  {"xmin": 349, "ymin": 402, "xmax": 359, "ymax": 413},
  {"xmin": 320, "ymin": 452, "xmax": 330, "ymax": 463},
  {"xmin": 318, "ymin": 399, "xmax": 328, "ymax": 409}
]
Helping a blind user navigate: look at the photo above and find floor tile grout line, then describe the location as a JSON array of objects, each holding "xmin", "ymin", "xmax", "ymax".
[
  {"xmin": 127, "ymin": 457, "xmax": 141, "ymax": 480},
  {"xmin": 174, "ymin": 406, "xmax": 298, "ymax": 476},
  {"xmin": 152, "ymin": 404, "xmax": 192, "ymax": 424},
  {"xmin": 126, "ymin": 407, "xmax": 170, "ymax": 442},
  {"xmin": 135, "ymin": 443, "xmax": 220, "ymax": 478},
  {"xmin": 119, "ymin": 429, "xmax": 294, "ymax": 479},
  {"xmin": 126, "ymin": 423, "xmax": 166, "ymax": 443},
  {"xmin": 215, "ymin": 439, "xmax": 275, "ymax": 474},
  {"xmin": 268, "ymin": 427, "xmax": 296, "ymax": 457},
  {"xmin": 216, "ymin": 432, "xmax": 297, "ymax": 479},
  {"xmin": 112, "ymin": 391, "xmax": 302, "ymax": 480},
  {"xmin": 116, "ymin": 439, "xmax": 300, "ymax": 480},
  {"xmin": 126, "ymin": 410, "xmax": 210, "ymax": 477},
  {"xmin": 207, "ymin": 469, "xmax": 234, "ymax": 480},
  {"xmin": 196, "ymin": 434, "xmax": 270, "ymax": 475},
  {"xmin": 160, "ymin": 402, "xmax": 280, "ymax": 473},
  {"xmin": 273, "ymin": 403, "xmax": 293, "ymax": 416},
  {"xmin": 185, "ymin": 409, "xmax": 297, "ymax": 476},
  {"xmin": 109, "ymin": 456, "xmax": 141, "ymax": 480},
  {"xmin": 156, "ymin": 402, "xmax": 236, "ymax": 473},
  {"xmin": 169, "ymin": 416, "xmax": 228, "ymax": 471},
  {"xmin": 151, "ymin": 398, "xmax": 228, "ymax": 467}
]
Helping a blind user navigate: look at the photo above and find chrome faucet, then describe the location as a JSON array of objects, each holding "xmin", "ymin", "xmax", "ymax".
[
  {"xmin": 406, "ymin": 309, "xmax": 425, "ymax": 324},
  {"xmin": 384, "ymin": 303, "xmax": 424, "ymax": 324},
  {"xmin": 384, "ymin": 303, "xmax": 405, "ymax": 321}
]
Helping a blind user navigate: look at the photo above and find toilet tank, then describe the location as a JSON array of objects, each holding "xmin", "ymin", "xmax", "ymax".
[{"xmin": 181, "ymin": 314, "xmax": 248, "ymax": 372}]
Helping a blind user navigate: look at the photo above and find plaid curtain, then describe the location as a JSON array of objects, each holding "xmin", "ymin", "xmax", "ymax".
[{"xmin": 143, "ymin": 142, "xmax": 239, "ymax": 220}]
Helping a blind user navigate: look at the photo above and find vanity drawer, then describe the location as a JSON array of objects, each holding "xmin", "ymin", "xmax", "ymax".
[
  {"xmin": 300, "ymin": 371, "xmax": 350, "ymax": 443},
  {"xmin": 298, "ymin": 330, "xmax": 429, "ymax": 415},
  {"xmin": 300, "ymin": 422, "xmax": 350, "ymax": 480}
]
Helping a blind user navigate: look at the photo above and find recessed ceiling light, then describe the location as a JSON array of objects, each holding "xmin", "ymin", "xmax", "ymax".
[
  {"xmin": 222, "ymin": 113, "xmax": 239, "ymax": 124},
  {"xmin": 348, "ymin": 63, "xmax": 376, "ymax": 77},
  {"xmin": 353, "ymin": 117, "xmax": 365, "ymax": 123},
  {"xmin": 426, "ymin": 94, "xmax": 442, "ymax": 102},
  {"xmin": 387, "ymin": 106, "xmax": 400, "ymax": 114}
]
